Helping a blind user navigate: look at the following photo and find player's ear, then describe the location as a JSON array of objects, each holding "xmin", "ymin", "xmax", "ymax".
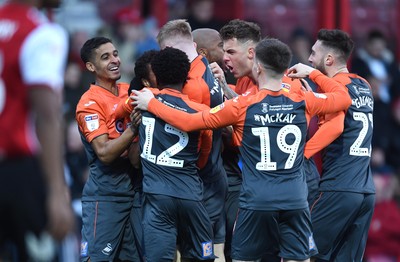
[
  {"xmin": 325, "ymin": 53, "xmax": 334, "ymax": 66},
  {"xmin": 248, "ymin": 47, "xmax": 255, "ymax": 60},
  {"xmin": 198, "ymin": 48, "xmax": 207, "ymax": 57},
  {"xmin": 86, "ymin": 62, "xmax": 95, "ymax": 73}
]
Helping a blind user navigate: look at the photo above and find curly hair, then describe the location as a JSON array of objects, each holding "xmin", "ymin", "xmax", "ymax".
[
  {"xmin": 80, "ymin": 36, "xmax": 112, "ymax": 64},
  {"xmin": 255, "ymin": 38, "xmax": 292, "ymax": 74},
  {"xmin": 317, "ymin": 29, "xmax": 354, "ymax": 62},
  {"xmin": 134, "ymin": 50, "xmax": 158, "ymax": 83},
  {"xmin": 219, "ymin": 19, "xmax": 261, "ymax": 44},
  {"xmin": 151, "ymin": 47, "xmax": 190, "ymax": 87}
]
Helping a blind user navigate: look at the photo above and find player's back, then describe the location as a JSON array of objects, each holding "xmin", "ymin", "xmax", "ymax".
[
  {"xmin": 140, "ymin": 89, "xmax": 207, "ymax": 201},
  {"xmin": 0, "ymin": 4, "xmax": 46, "ymax": 158},
  {"xmin": 235, "ymin": 89, "xmax": 309, "ymax": 211},
  {"xmin": 183, "ymin": 55, "xmax": 225, "ymax": 183},
  {"xmin": 319, "ymin": 73, "xmax": 375, "ymax": 193}
]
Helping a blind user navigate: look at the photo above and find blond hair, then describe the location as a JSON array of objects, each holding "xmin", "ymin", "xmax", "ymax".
[{"xmin": 157, "ymin": 19, "xmax": 193, "ymax": 48}]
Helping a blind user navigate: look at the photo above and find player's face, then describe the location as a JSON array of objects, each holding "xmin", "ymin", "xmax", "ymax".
[
  {"xmin": 207, "ymin": 36, "xmax": 226, "ymax": 70},
  {"xmin": 146, "ymin": 64, "xmax": 157, "ymax": 88},
  {"xmin": 308, "ymin": 40, "xmax": 327, "ymax": 74},
  {"xmin": 92, "ymin": 42, "xmax": 121, "ymax": 82},
  {"xmin": 223, "ymin": 38, "xmax": 253, "ymax": 79}
]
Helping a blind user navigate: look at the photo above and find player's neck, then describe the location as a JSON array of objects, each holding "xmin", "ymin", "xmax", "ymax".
[
  {"xmin": 95, "ymin": 81, "xmax": 118, "ymax": 95},
  {"xmin": 328, "ymin": 66, "xmax": 349, "ymax": 78},
  {"xmin": 258, "ymin": 77, "xmax": 282, "ymax": 92}
]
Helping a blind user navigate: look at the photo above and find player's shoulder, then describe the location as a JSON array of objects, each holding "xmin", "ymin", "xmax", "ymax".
[{"xmin": 76, "ymin": 86, "xmax": 104, "ymax": 112}]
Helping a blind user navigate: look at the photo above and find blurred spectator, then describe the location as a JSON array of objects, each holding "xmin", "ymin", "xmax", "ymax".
[
  {"xmin": 351, "ymin": 29, "xmax": 400, "ymax": 103},
  {"xmin": 113, "ymin": 6, "xmax": 144, "ymax": 82},
  {"xmin": 289, "ymin": 27, "xmax": 313, "ymax": 66},
  {"xmin": 63, "ymin": 62, "xmax": 88, "ymax": 120},
  {"xmin": 351, "ymin": 30, "xmax": 399, "ymax": 153},
  {"xmin": 364, "ymin": 172, "xmax": 400, "ymax": 262},
  {"xmin": 186, "ymin": 0, "xmax": 224, "ymax": 30},
  {"xmin": 386, "ymin": 97, "xmax": 400, "ymax": 174},
  {"xmin": 135, "ymin": 17, "xmax": 160, "ymax": 60}
]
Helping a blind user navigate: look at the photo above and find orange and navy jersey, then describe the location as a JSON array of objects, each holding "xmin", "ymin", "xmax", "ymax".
[
  {"xmin": 235, "ymin": 76, "xmax": 258, "ymax": 96},
  {"xmin": 234, "ymin": 74, "xmax": 302, "ymax": 96},
  {"xmin": 317, "ymin": 73, "xmax": 375, "ymax": 193},
  {"xmin": 146, "ymin": 70, "xmax": 351, "ymax": 210},
  {"xmin": 140, "ymin": 88, "xmax": 212, "ymax": 201},
  {"xmin": 183, "ymin": 55, "xmax": 225, "ymax": 183},
  {"xmin": 76, "ymin": 83, "xmax": 135, "ymax": 201}
]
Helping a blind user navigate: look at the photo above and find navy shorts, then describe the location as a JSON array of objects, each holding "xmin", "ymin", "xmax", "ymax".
[
  {"xmin": 231, "ymin": 208, "xmax": 317, "ymax": 261},
  {"xmin": 304, "ymin": 157, "xmax": 320, "ymax": 206},
  {"xmin": 0, "ymin": 157, "xmax": 47, "ymax": 261},
  {"xmin": 81, "ymin": 200, "xmax": 141, "ymax": 261},
  {"xmin": 130, "ymin": 190, "xmax": 145, "ymax": 261},
  {"xmin": 143, "ymin": 194, "xmax": 215, "ymax": 262},
  {"xmin": 224, "ymin": 189, "xmax": 240, "ymax": 258},
  {"xmin": 311, "ymin": 191, "xmax": 375, "ymax": 261},
  {"xmin": 203, "ymin": 174, "xmax": 228, "ymax": 243}
]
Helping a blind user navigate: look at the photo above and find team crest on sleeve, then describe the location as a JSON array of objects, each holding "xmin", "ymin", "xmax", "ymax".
[
  {"xmin": 81, "ymin": 241, "xmax": 88, "ymax": 256},
  {"xmin": 201, "ymin": 241, "xmax": 213, "ymax": 257},
  {"xmin": 85, "ymin": 114, "xmax": 99, "ymax": 131},
  {"xmin": 209, "ymin": 103, "xmax": 225, "ymax": 114},
  {"xmin": 313, "ymin": 92, "xmax": 327, "ymax": 99}
]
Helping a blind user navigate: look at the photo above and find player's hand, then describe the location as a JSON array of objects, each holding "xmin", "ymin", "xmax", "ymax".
[
  {"xmin": 209, "ymin": 62, "xmax": 225, "ymax": 83},
  {"xmin": 47, "ymin": 186, "xmax": 75, "ymax": 241},
  {"xmin": 287, "ymin": 63, "xmax": 315, "ymax": 78},
  {"xmin": 131, "ymin": 88, "xmax": 155, "ymax": 111},
  {"xmin": 129, "ymin": 109, "xmax": 141, "ymax": 136},
  {"xmin": 300, "ymin": 79, "xmax": 313, "ymax": 92}
]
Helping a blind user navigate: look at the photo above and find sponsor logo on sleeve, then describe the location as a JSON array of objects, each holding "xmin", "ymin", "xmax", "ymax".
[
  {"xmin": 202, "ymin": 241, "xmax": 213, "ymax": 257},
  {"xmin": 209, "ymin": 103, "xmax": 224, "ymax": 114},
  {"xmin": 84, "ymin": 114, "xmax": 99, "ymax": 132},
  {"xmin": 115, "ymin": 119, "xmax": 125, "ymax": 133}
]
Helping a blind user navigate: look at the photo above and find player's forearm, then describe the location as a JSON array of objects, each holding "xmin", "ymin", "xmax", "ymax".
[
  {"xmin": 220, "ymin": 78, "xmax": 238, "ymax": 99},
  {"xmin": 97, "ymin": 128, "xmax": 137, "ymax": 165},
  {"xmin": 304, "ymin": 113, "xmax": 344, "ymax": 159},
  {"xmin": 32, "ymin": 89, "xmax": 67, "ymax": 191},
  {"xmin": 148, "ymin": 98, "xmax": 208, "ymax": 131}
]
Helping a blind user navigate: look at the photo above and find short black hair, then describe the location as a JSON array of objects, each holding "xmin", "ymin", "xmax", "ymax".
[
  {"xmin": 151, "ymin": 47, "xmax": 190, "ymax": 87},
  {"xmin": 219, "ymin": 19, "xmax": 261, "ymax": 43},
  {"xmin": 255, "ymin": 38, "xmax": 292, "ymax": 74},
  {"xmin": 80, "ymin": 36, "xmax": 112, "ymax": 64},
  {"xmin": 317, "ymin": 29, "xmax": 354, "ymax": 61},
  {"xmin": 134, "ymin": 50, "xmax": 158, "ymax": 83}
]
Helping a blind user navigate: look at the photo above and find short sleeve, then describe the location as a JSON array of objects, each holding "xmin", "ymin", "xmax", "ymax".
[{"xmin": 20, "ymin": 23, "xmax": 68, "ymax": 91}]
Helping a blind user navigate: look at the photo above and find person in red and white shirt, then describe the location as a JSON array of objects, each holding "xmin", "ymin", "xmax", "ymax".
[{"xmin": 0, "ymin": 0, "xmax": 74, "ymax": 260}]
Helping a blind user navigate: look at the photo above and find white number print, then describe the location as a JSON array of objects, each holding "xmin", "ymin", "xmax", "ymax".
[
  {"xmin": 252, "ymin": 124, "xmax": 302, "ymax": 171},
  {"xmin": 141, "ymin": 116, "xmax": 188, "ymax": 167},
  {"xmin": 0, "ymin": 52, "xmax": 5, "ymax": 114},
  {"xmin": 350, "ymin": 112, "xmax": 373, "ymax": 157}
]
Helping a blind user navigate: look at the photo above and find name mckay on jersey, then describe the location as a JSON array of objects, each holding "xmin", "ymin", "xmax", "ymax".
[{"xmin": 254, "ymin": 113, "xmax": 297, "ymax": 125}]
